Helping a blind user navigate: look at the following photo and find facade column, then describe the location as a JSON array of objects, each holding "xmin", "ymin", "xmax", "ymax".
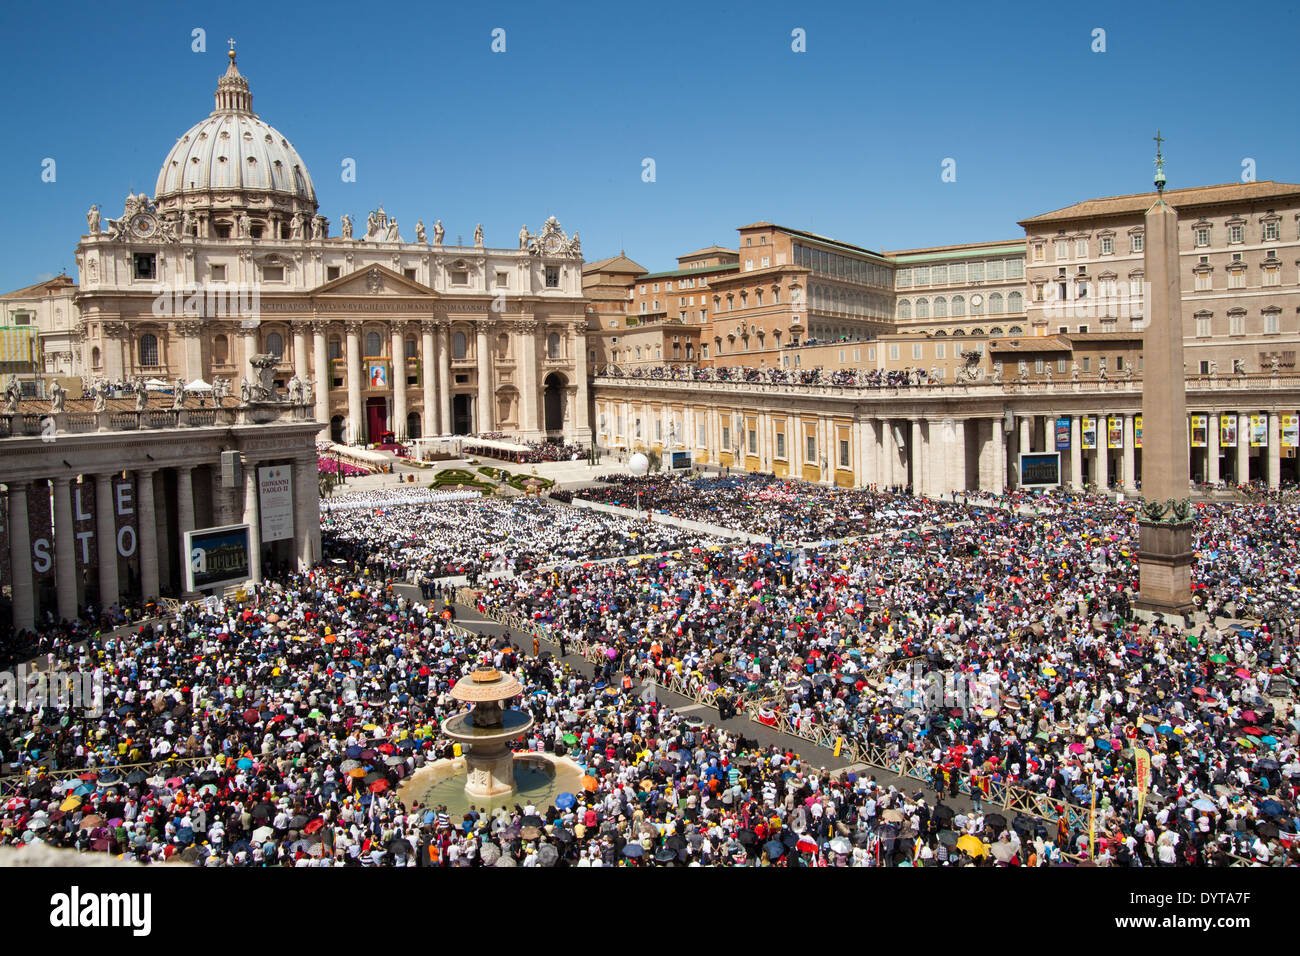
[
  {"xmin": 103, "ymin": 323, "xmax": 125, "ymax": 381},
  {"xmin": 1122, "ymin": 414, "xmax": 1137, "ymax": 493},
  {"xmin": 947, "ymin": 419, "xmax": 965, "ymax": 494},
  {"xmin": 94, "ymin": 473, "xmax": 119, "ymax": 609},
  {"xmin": 181, "ymin": 322, "xmax": 204, "ymax": 382},
  {"xmin": 345, "ymin": 321, "xmax": 362, "ymax": 444},
  {"xmin": 521, "ymin": 320, "xmax": 539, "ymax": 437},
  {"xmin": 312, "ymin": 321, "xmax": 330, "ymax": 429},
  {"xmin": 242, "ymin": 460, "xmax": 263, "ymax": 584},
  {"xmin": 1268, "ymin": 411, "xmax": 1281, "ymax": 489},
  {"xmin": 421, "ymin": 320, "xmax": 437, "ymax": 437},
  {"xmin": 293, "ymin": 323, "xmax": 309, "ymax": 383},
  {"xmin": 1095, "ymin": 418, "xmax": 1109, "ymax": 491},
  {"xmin": 137, "ymin": 469, "xmax": 159, "ymax": 601},
  {"xmin": 1237, "ymin": 412, "xmax": 1249, "ymax": 484},
  {"xmin": 175, "ymin": 465, "xmax": 196, "ymax": 594},
  {"xmin": 1069, "ymin": 416, "xmax": 1082, "ymax": 490},
  {"xmin": 1207, "ymin": 411, "xmax": 1221, "ymax": 486},
  {"xmin": 391, "ymin": 322, "xmax": 408, "ymax": 440},
  {"xmin": 1016, "ymin": 416, "xmax": 1031, "ymax": 487},
  {"xmin": 8, "ymin": 483, "xmax": 35, "ymax": 632},
  {"xmin": 52, "ymin": 477, "xmax": 77, "ymax": 622},
  {"xmin": 243, "ymin": 329, "xmax": 258, "ymax": 386},
  {"xmin": 476, "ymin": 326, "xmax": 492, "ymax": 433},
  {"xmin": 438, "ymin": 323, "xmax": 452, "ymax": 435},
  {"xmin": 573, "ymin": 321, "xmax": 591, "ymax": 442}
]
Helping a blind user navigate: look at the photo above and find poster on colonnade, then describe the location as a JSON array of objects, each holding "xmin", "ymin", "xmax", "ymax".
[
  {"xmin": 1220, "ymin": 414, "xmax": 1237, "ymax": 447},
  {"xmin": 1282, "ymin": 413, "xmax": 1298, "ymax": 447},
  {"xmin": 1190, "ymin": 415, "xmax": 1208, "ymax": 447},
  {"xmin": 1081, "ymin": 416, "xmax": 1097, "ymax": 450}
]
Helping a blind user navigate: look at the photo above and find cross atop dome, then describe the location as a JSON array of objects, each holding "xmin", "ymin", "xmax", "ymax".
[{"xmin": 214, "ymin": 38, "xmax": 253, "ymax": 114}]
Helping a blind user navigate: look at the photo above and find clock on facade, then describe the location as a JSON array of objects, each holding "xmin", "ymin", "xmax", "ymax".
[
  {"xmin": 130, "ymin": 213, "xmax": 159, "ymax": 239},
  {"xmin": 542, "ymin": 233, "xmax": 564, "ymax": 255}
]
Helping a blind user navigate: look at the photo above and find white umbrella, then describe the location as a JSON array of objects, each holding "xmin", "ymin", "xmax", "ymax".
[
  {"xmin": 184, "ymin": 378, "xmax": 213, "ymax": 392},
  {"xmin": 144, "ymin": 378, "xmax": 170, "ymax": 390}
]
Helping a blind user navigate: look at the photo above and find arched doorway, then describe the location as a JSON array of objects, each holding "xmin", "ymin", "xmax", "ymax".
[
  {"xmin": 543, "ymin": 373, "xmax": 566, "ymax": 434},
  {"xmin": 330, "ymin": 415, "xmax": 345, "ymax": 443},
  {"xmin": 406, "ymin": 411, "xmax": 421, "ymax": 440},
  {"xmin": 452, "ymin": 394, "xmax": 473, "ymax": 435}
]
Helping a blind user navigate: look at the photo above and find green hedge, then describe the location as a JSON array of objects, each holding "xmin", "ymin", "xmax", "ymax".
[{"xmin": 429, "ymin": 468, "xmax": 495, "ymax": 490}]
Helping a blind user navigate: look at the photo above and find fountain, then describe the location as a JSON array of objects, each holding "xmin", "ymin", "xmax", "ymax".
[{"xmin": 440, "ymin": 667, "xmax": 535, "ymax": 801}]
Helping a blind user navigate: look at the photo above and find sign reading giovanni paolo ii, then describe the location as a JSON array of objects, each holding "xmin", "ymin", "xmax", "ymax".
[{"xmin": 257, "ymin": 465, "xmax": 294, "ymax": 543}]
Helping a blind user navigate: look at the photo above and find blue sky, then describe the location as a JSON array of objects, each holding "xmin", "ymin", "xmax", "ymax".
[{"xmin": 1, "ymin": 0, "xmax": 1294, "ymax": 288}]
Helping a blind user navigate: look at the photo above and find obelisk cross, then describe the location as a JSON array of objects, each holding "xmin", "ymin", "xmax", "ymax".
[{"xmin": 1153, "ymin": 130, "xmax": 1166, "ymax": 193}]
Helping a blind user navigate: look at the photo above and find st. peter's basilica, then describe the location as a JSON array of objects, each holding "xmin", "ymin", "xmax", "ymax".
[{"xmin": 74, "ymin": 48, "xmax": 590, "ymax": 445}]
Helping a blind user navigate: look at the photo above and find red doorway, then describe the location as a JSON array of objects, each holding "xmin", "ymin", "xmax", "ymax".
[{"xmin": 365, "ymin": 397, "xmax": 387, "ymax": 444}]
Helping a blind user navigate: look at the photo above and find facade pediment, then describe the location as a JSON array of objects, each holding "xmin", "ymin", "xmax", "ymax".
[{"xmin": 309, "ymin": 264, "xmax": 437, "ymax": 298}]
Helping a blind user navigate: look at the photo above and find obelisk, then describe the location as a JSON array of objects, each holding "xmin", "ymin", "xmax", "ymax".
[{"xmin": 1136, "ymin": 132, "xmax": 1195, "ymax": 612}]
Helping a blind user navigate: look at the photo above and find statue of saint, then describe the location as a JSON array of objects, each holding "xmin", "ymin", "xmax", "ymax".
[
  {"xmin": 290, "ymin": 213, "xmax": 305, "ymax": 239},
  {"xmin": 87, "ymin": 204, "xmax": 100, "ymax": 233},
  {"xmin": 416, "ymin": 220, "xmax": 427, "ymax": 244},
  {"xmin": 385, "ymin": 219, "xmax": 400, "ymax": 242},
  {"xmin": 50, "ymin": 380, "xmax": 65, "ymax": 413},
  {"xmin": 1071, "ymin": 361, "xmax": 1080, "ymax": 382},
  {"xmin": 473, "ymin": 223, "xmax": 484, "ymax": 247},
  {"xmin": 240, "ymin": 378, "xmax": 252, "ymax": 404},
  {"xmin": 519, "ymin": 224, "xmax": 530, "ymax": 249},
  {"xmin": 312, "ymin": 216, "xmax": 325, "ymax": 240},
  {"xmin": 433, "ymin": 220, "xmax": 445, "ymax": 245},
  {"xmin": 135, "ymin": 377, "xmax": 148, "ymax": 411},
  {"xmin": 301, "ymin": 376, "xmax": 314, "ymax": 406},
  {"xmin": 92, "ymin": 383, "xmax": 107, "ymax": 413},
  {"xmin": 340, "ymin": 214, "xmax": 353, "ymax": 239},
  {"xmin": 237, "ymin": 211, "xmax": 250, "ymax": 238}
]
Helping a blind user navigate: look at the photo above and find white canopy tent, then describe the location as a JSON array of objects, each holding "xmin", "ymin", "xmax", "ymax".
[{"xmin": 184, "ymin": 378, "xmax": 213, "ymax": 392}]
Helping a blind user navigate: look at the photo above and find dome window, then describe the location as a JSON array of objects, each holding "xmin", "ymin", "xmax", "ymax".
[{"xmin": 247, "ymin": 156, "xmax": 257, "ymax": 164}]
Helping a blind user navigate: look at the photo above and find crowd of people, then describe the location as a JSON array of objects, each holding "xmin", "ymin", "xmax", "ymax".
[
  {"xmin": 464, "ymin": 434, "xmax": 587, "ymax": 464},
  {"xmin": 2, "ymin": 471, "xmax": 1297, "ymax": 866},
  {"xmin": 603, "ymin": 364, "xmax": 938, "ymax": 388},
  {"xmin": 321, "ymin": 494, "xmax": 713, "ymax": 584}
]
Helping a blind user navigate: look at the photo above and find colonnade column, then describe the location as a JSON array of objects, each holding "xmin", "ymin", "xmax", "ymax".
[
  {"xmin": 1237, "ymin": 413, "xmax": 1249, "ymax": 484},
  {"xmin": 137, "ymin": 470, "xmax": 159, "ymax": 602},
  {"xmin": 1207, "ymin": 412, "xmax": 1220, "ymax": 485},
  {"xmin": 94, "ymin": 473, "xmax": 118, "ymax": 609},
  {"xmin": 8, "ymin": 483, "xmax": 34, "ymax": 632},
  {"xmin": 242, "ymin": 460, "xmax": 263, "ymax": 584},
  {"xmin": 421, "ymin": 320, "xmax": 438, "ymax": 437},
  {"xmin": 947, "ymin": 419, "xmax": 965, "ymax": 494},
  {"xmin": 52, "ymin": 477, "xmax": 77, "ymax": 622},
  {"xmin": 1095, "ymin": 422, "xmax": 1109, "ymax": 491},
  {"xmin": 312, "ymin": 321, "xmax": 330, "ymax": 428},
  {"xmin": 176, "ymin": 465, "xmax": 196, "ymax": 594},
  {"xmin": 910, "ymin": 420, "xmax": 924, "ymax": 495},
  {"xmin": 1122, "ymin": 414, "xmax": 1137, "ymax": 493},
  {"xmin": 391, "ymin": 323, "xmax": 408, "ymax": 440},
  {"xmin": 572, "ymin": 322, "xmax": 591, "ymax": 441},
  {"xmin": 1016, "ymin": 417, "xmax": 1031, "ymax": 487},
  {"xmin": 294, "ymin": 454, "xmax": 320, "ymax": 569},
  {"xmin": 1069, "ymin": 416, "xmax": 1082, "ymax": 491},
  {"xmin": 243, "ymin": 329, "xmax": 258, "ymax": 386},
  {"xmin": 345, "ymin": 321, "xmax": 362, "ymax": 444},
  {"xmin": 1268, "ymin": 411, "xmax": 1281, "ymax": 489},
  {"xmin": 990, "ymin": 418, "xmax": 1006, "ymax": 495}
]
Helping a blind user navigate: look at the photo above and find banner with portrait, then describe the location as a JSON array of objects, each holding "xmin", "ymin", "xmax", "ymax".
[
  {"xmin": 1282, "ymin": 413, "xmax": 1298, "ymax": 448},
  {"xmin": 1107, "ymin": 415, "xmax": 1123, "ymax": 449},
  {"xmin": 1055, "ymin": 417, "xmax": 1071, "ymax": 450},
  {"xmin": 1135, "ymin": 415, "xmax": 1142, "ymax": 449},
  {"xmin": 1190, "ymin": 414, "xmax": 1208, "ymax": 448},
  {"xmin": 1220, "ymin": 414, "xmax": 1237, "ymax": 448},
  {"xmin": 1081, "ymin": 416, "xmax": 1097, "ymax": 450}
]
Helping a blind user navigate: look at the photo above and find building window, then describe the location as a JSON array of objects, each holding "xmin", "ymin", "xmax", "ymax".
[
  {"xmin": 1054, "ymin": 240, "xmax": 1069, "ymax": 260},
  {"xmin": 935, "ymin": 343, "xmax": 945, "ymax": 359},
  {"xmin": 1262, "ymin": 220, "xmax": 1279, "ymax": 241},
  {"xmin": 933, "ymin": 296, "xmax": 947, "ymax": 318},
  {"xmin": 1195, "ymin": 271, "xmax": 1212, "ymax": 291},
  {"xmin": 1007, "ymin": 291, "xmax": 1023, "ymax": 313},
  {"xmin": 1194, "ymin": 226, "xmax": 1210, "ymax": 246},
  {"xmin": 451, "ymin": 270, "xmax": 468, "ymax": 285},
  {"xmin": 889, "ymin": 344, "xmax": 900, "ymax": 361},
  {"xmin": 328, "ymin": 337, "xmax": 341, "ymax": 360},
  {"xmin": 898, "ymin": 299, "xmax": 912, "ymax": 320},
  {"xmin": 1263, "ymin": 265, "xmax": 1280, "ymax": 287},
  {"xmin": 912, "ymin": 344, "xmax": 923, "ymax": 360},
  {"xmin": 1032, "ymin": 243, "xmax": 1044, "ymax": 262},
  {"xmin": 775, "ymin": 433, "xmax": 786, "ymax": 458},
  {"xmin": 263, "ymin": 265, "xmax": 285, "ymax": 282},
  {"xmin": 1265, "ymin": 311, "xmax": 1280, "ymax": 334},
  {"xmin": 1100, "ymin": 236, "xmax": 1113, "ymax": 255},
  {"xmin": 988, "ymin": 292, "xmax": 1004, "ymax": 314},
  {"xmin": 1228, "ymin": 224, "xmax": 1244, "ymax": 244},
  {"xmin": 1229, "ymin": 312, "xmax": 1245, "ymax": 336},
  {"xmin": 403, "ymin": 268, "xmax": 416, "ymax": 281},
  {"xmin": 265, "ymin": 331, "xmax": 283, "ymax": 358},
  {"xmin": 1227, "ymin": 270, "xmax": 1246, "ymax": 290},
  {"xmin": 547, "ymin": 332, "xmax": 561, "ymax": 359},
  {"xmin": 138, "ymin": 333, "xmax": 159, "ymax": 367},
  {"xmin": 950, "ymin": 295, "xmax": 965, "ymax": 316},
  {"xmin": 1130, "ymin": 233, "xmax": 1144, "ymax": 253},
  {"xmin": 721, "ymin": 425, "xmax": 730, "ymax": 448},
  {"xmin": 132, "ymin": 253, "xmax": 156, "ymax": 280},
  {"xmin": 327, "ymin": 265, "xmax": 341, "ymax": 281},
  {"xmin": 453, "ymin": 331, "xmax": 467, "ymax": 359},
  {"xmin": 806, "ymin": 435, "xmax": 816, "ymax": 461},
  {"xmin": 214, "ymin": 334, "xmax": 229, "ymax": 364},
  {"xmin": 364, "ymin": 331, "xmax": 381, "ymax": 355},
  {"xmin": 839, "ymin": 439, "xmax": 850, "ymax": 468},
  {"xmin": 915, "ymin": 298, "xmax": 929, "ymax": 319},
  {"xmin": 748, "ymin": 429, "xmax": 757, "ymax": 454},
  {"xmin": 544, "ymin": 267, "xmax": 560, "ymax": 288},
  {"xmin": 1074, "ymin": 239, "xmax": 1088, "ymax": 257},
  {"xmin": 210, "ymin": 264, "xmax": 227, "ymax": 281},
  {"xmin": 1196, "ymin": 315, "xmax": 1212, "ymax": 337},
  {"xmin": 405, "ymin": 337, "xmax": 417, "ymax": 359}
]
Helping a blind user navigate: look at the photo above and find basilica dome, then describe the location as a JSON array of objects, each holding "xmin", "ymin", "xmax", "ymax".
[{"xmin": 154, "ymin": 50, "xmax": 317, "ymax": 222}]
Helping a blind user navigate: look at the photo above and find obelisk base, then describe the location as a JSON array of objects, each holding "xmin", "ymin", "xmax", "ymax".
[{"xmin": 1134, "ymin": 521, "xmax": 1197, "ymax": 613}]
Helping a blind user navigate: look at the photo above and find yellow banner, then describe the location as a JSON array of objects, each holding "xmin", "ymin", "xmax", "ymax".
[
  {"xmin": 1220, "ymin": 414, "xmax": 1237, "ymax": 448},
  {"xmin": 1107, "ymin": 415, "xmax": 1123, "ymax": 449},
  {"xmin": 1135, "ymin": 415, "xmax": 1142, "ymax": 449},
  {"xmin": 1135, "ymin": 747, "xmax": 1151, "ymax": 819},
  {"xmin": 1081, "ymin": 416, "xmax": 1097, "ymax": 450},
  {"xmin": 1190, "ymin": 414, "xmax": 1207, "ymax": 448},
  {"xmin": 1250, "ymin": 414, "xmax": 1267, "ymax": 447},
  {"xmin": 1283, "ymin": 413, "xmax": 1298, "ymax": 448}
]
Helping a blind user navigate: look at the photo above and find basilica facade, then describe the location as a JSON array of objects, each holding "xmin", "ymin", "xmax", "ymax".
[{"xmin": 73, "ymin": 50, "xmax": 590, "ymax": 445}]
